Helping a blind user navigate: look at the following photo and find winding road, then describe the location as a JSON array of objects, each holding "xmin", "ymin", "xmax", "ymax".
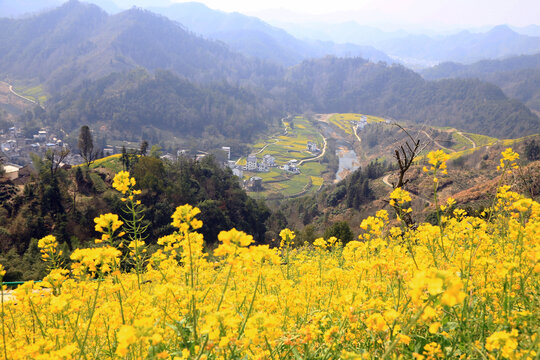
[
  {"xmin": 1, "ymin": 81, "xmax": 37, "ymax": 104},
  {"xmin": 457, "ymin": 131, "xmax": 476, "ymax": 148},
  {"xmin": 298, "ymin": 135, "xmax": 327, "ymax": 165},
  {"xmin": 353, "ymin": 124, "xmax": 362, "ymax": 143},
  {"xmin": 421, "ymin": 130, "xmax": 454, "ymax": 152}
]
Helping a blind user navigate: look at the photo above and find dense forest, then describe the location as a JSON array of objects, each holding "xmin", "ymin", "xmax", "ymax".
[
  {"xmin": 18, "ymin": 58, "xmax": 539, "ymax": 144},
  {"xmin": 0, "ymin": 154, "xmax": 274, "ymax": 281}
]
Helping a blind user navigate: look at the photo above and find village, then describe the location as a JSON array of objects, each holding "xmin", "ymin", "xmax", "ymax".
[
  {"xmin": 0, "ymin": 126, "xmax": 85, "ymax": 183},
  {"xmin": 1, "ymin": 114, "xmax": 372, "ymax": 195}
]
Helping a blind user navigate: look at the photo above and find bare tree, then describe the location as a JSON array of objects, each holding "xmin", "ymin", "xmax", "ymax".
[
  {"xmin": 45, "ymin": 147, "xmax": 70, "ymax": 176},
  {"xmin": 389, "ymin": 123, "xmax": 428, "ymax": 227},
  {"xmin": 391, "ymin": 124, "xmax": 422, "ymax": 189}
]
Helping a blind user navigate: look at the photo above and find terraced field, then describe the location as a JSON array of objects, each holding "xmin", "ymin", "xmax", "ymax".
[
  {"xmin": 11, "ymin": 83, "xmax": 48, "ymax": 104},
  {"xmin": 245, "ymin": 113, "xmax": 392, "ymax": 198},
  {"xmin": 327, "ymin": 113, "xmax": 386, "ymax": 135},
  {"xmin": 242, "ymin": 116, "xmax": 326, "ymax": 198},
  {"xmin": 250, "ymin": 116, "xmax": 325, "ymax": 165}
]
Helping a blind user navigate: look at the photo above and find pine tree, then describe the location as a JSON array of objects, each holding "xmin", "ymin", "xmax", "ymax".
[{"xmin": 78, "ymin": 125, "xmax": 96, "ymax": 167}]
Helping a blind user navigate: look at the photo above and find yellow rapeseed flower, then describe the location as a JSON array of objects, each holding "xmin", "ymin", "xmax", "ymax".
[
  {"xmin": 94, "ymin": 213, "xmax": 123, "ymax": 233},
  {"xmin": 112, "ymin": 170, "xmax": 132, "ymax": 194},
  {"xmin": 390, "ymin": 187, "xmax": 412, "ymax": 205}
]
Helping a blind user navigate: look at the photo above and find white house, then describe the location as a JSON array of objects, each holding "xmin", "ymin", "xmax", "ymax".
[
  {"xmin": 3, "ymin": 164, "xmax": 22, "ymax": 181},
  {"xmin": 221, "ymin": 146, "xmax": 231, "ymax": 160},
  {"xmin": 246, "ymin": 155, "xmax": 258, "ymax": 171},
  {"xmin": 232, "ymin": 168, "xmax": 243, "ymax": 178},
  {"xmin": 262, "ymin": 154, "xmax": 275, "ymax": 167},
  {"xmin": 282, "ymin": 159, "xmax": 300, "ymax": 174},
  {"xmin": 257, "ymin": 163, "xmax": 269, "ymax": 172},
  {"xmin": 307, "ymin": 141, "xmax": 320, "ymax": 153}
]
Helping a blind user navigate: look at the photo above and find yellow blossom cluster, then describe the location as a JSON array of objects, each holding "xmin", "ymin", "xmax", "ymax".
[
  {"xmin": 424, "ymin": 149, "xmax": 450, "ymax": 184},
  {"xmin": 279, "ymin": 228, "xmax": 295, "ymax": 248},
  {"xmin": 389, "ymin": 187, "xmax": 412, "ymax": 206},
  {"xmin": 424, "ymin": 149, "xmax": 449, "ymax": 174},
  {"xmin": 1, "ymin": 149, "xmax": 538, "ymax": 359},
  {"xmin": 171, "ymin": 204, "xmax": 202, "ymax": 231},
  {"xmin": 94, "ymin": 213, "xmax": 125, "ymax": 244},
  {"xmin": 485, "ymin": 329, "xmax": 520, "ymax": 359},
  {"xmin": 37, "ymin": 235, "xmax": 64, "ymax": 270},
  {"xmin": 95, "ymin": 213, "xmax": 123, "ymax": 233},
  {"xmin": 498, "ymin": 147, "xmax": 520, "ymax": 172},
  {"xmin": 70, "ymin": 246, "xmax": 121, "ymax": 277},
  {"xmin": 37, "ymin": 235, "xmax": 61, "ymax": 261},
  {"xmin": 112, "ymin": 170, "xmax": 135, "ymax": 194}
]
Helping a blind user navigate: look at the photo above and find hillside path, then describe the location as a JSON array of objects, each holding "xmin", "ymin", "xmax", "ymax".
[
  {"xmin": 421, "ymin": 130, "xmax": 454, "ymax": 152},
  {"xmin": 353, "ymin": 124, "xmax": 362, "ymax": 143},
  {"xmin": 457, "ymin": 131, "xmax": 476, "ymax": 148}
]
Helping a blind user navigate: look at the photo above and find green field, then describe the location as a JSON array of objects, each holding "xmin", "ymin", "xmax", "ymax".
[
  {"xmin": 451, "ymin": 131, "xmax": 473, "ymax": 151},
  {"xmin": 464, "ymin": 132, "xmax": 498, "ymax": 147},
  {"xmin": 240, "ymin": 116, "xmax": 323, "ymax": 165}
]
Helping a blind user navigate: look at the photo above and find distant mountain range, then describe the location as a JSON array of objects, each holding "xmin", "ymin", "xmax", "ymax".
[
  {"xmin": 279, "ymin": 22, "xmax": 540, "ymax": 66},
  {"xmin": 421, "ymin": 53, "xmax": 540, "ymax": 112},
  {"xmin": 148, "ymin": 2, "xmax": 393, "ymax": 66},
  {"xmin": 0, "ymin": 0, "xmax": 121, "ymax": 16},
  {"xmin": 375, "ymin": 25, "xmax": 540, "ymax": 66},
  {"xmin": 6, "ymin": 1, "xmax": 540, "ymax": 68},
  {"xmin": 0, "ymin": 0, "xmax": 538, "ymax": 140}
]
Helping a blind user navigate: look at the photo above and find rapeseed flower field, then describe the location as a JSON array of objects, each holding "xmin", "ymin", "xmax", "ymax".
[{"xmin": 0, "ymin": 149, "xmax": 538, "ymax": 359}]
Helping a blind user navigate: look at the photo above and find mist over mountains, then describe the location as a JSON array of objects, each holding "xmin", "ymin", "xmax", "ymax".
[{"xmin": 148, "ymin": 2, "xmax": 393, "ymax": 66}]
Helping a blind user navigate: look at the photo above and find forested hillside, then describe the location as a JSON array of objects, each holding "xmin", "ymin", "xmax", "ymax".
[
  {"xmin": 148, "ymin": 2, "xmax": 392, "ymax": 66},
  {"xmin": 40, "ymin": 70, "xmax": 281, "ymax": 142},
  {"xmin": 283, "ymin": 57, "xmax": 540, "ymax": 138},
  {"xmin": 421, "ymin": 53, "xmax": 540, "ymax": 111},
  {"xmin": 0, "ymin": 154, "xmax": 272, "ymax": 281},
  {"xmin": 1, "ymin": 1, "xmax": 539, "ymax": 140},
  {"xmin": 0, "ymin": 0, "xmax": 281, "ymax": 92}
]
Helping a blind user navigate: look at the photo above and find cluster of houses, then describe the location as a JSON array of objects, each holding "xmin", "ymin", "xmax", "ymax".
[
  {"xmin": 1, "ymin": 127, "xmax": 84, "ymax": 178},
  {"xmin": 353, "ymin": 116, "xmax": 368, "ymax": 131},
  {"xmin": 245, "ymin": 154, "xmax": 275, "ymax": 172}
]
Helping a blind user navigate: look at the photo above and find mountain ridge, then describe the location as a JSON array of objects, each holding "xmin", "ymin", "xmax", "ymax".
[
  {"xmin": 0, "ymin": 0, "xmax": 281, "ymax": 93},
  {"xmin": 148, "ymin": 2, "xmax": 394, "ymax": 66}
]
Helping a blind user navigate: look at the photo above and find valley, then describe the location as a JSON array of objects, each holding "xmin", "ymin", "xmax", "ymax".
[{"xmin": 237, "ymin": 112, "xmax": 511, "ymax": 201}]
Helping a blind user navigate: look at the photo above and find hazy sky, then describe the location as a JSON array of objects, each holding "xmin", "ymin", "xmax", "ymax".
[{"xmin": 164, "ymin": 0, "xmax": 540, "ymax": 29}]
